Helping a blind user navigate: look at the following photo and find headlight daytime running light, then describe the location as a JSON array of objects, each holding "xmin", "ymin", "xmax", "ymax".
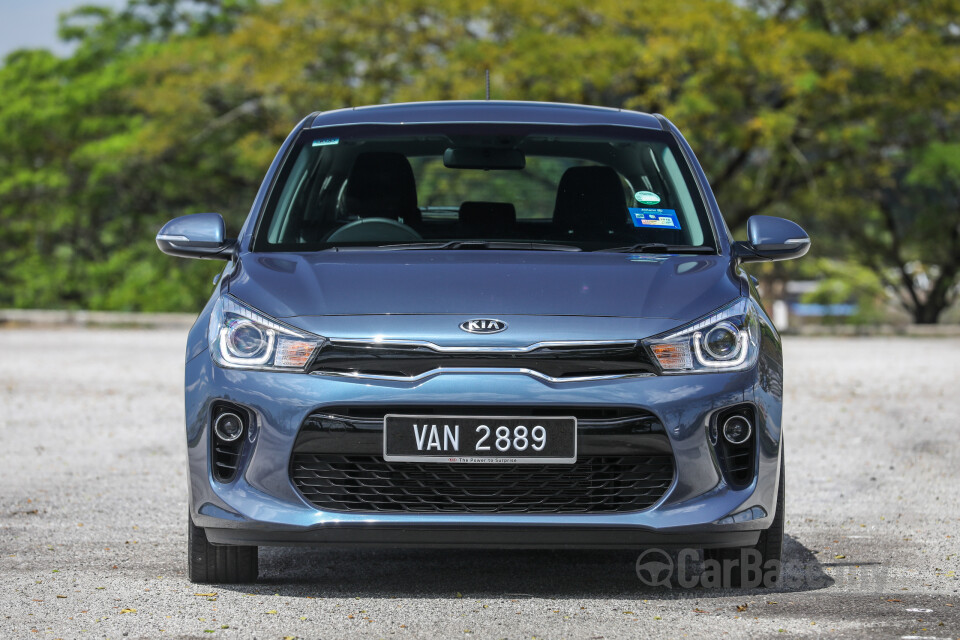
[
  {"xmin": 643, "ymin": 299, "xmax": 760, "ymax": 374},
  {"xmin": 208, "ymin": 295, "xmax": 324, "ymax": 371}
]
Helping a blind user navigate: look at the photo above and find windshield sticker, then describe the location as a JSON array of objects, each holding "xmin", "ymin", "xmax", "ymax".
[
  {"xmin": 634, "ymin": 191, "xmax": 661, "ymax": 206},
  {"xmin": 629, "ymin": 208, "xmax": 681, "ymax": 230},
  {"xmin": 312, "ymin": 137, "xmax": 340, "ymax": 147}
]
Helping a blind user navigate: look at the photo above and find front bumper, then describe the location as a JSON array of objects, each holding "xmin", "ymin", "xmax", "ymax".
[
  {"xmin": 205, "ymin": 523, "xmax": 761, "ymax": 549},
  {"xmin": 185, "ymin": 349, "xmax": 783, "ymax": 549}
]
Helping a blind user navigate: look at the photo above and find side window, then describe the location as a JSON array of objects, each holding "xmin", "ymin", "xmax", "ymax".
[{"xmin": 266, "ymin": 149, "xmax": 313, "ymax": 244}]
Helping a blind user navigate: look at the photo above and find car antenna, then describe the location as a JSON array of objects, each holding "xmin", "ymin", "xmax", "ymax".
[{"xmin": 485, "ymin": 68, "xmax": 490, "ymax": 100}]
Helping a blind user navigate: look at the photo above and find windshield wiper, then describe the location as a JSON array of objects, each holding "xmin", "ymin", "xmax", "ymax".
[
  {"xmin": 596, "ymin": 243, "xmax": 717, "ymax": 254},
  {"xmin": 375, "ymin": 241, "xmax": 582, "ymax": 252}
]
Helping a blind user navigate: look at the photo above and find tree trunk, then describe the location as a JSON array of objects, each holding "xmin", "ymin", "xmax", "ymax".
[
  {"xmin": 911, "ymin": 280, "xmax": 955, "ymax": 324},
  {"xmin": 913, "ymin": 304, "xmax": 943, "ymax": 324}
]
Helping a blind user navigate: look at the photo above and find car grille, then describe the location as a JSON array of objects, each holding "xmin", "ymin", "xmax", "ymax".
[
  {"xmin": 307, "ymin": 341, "xmax": 657, "ymax": 380},
  {"xmin": 290, "ymin": 454, "xmax": 674, "ymax": 514}
]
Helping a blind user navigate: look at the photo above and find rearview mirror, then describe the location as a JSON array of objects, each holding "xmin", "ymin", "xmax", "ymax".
[
  {"xmin": 733, "ymin": 215, "xmax": 810, "ymax": 263},
  {"xmin": 156, "ymin": 213, "xmax": 236, "ymax": 260},
  {"xmin": 443, "ymin": 147, "xmax": 525, "ymax": 170}
]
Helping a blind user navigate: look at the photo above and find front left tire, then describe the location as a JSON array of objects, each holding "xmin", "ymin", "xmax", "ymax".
[
  {"xmin": 187, "ymin": 516, "xmax": 259, "ymax": 584},
  {"xmin": 704, "ymin": 454, "xmax": 785, "ymax": 588}
]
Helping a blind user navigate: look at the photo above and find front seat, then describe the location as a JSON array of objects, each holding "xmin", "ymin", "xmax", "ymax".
[
  {"xmin": 552, "ymin": 166, "xmax": 629, "ymax": 240},
  {"xmin": 341, "ymin": 152, "xmax": 422, "ymax": 227}
]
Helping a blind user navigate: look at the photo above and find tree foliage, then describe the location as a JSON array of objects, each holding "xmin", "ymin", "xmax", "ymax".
[{"xmin": 1, "ymin": 0, "xmax": 958, "ymax": 321}]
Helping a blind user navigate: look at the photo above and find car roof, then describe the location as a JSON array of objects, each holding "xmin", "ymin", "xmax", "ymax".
[{"xmin": 308, "ymin": 100, "xmax": 664, "ymax": 130}]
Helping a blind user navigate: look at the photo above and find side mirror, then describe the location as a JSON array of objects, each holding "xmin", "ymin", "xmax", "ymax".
[
  {"xmin": 733, "ymin": 215, "xmax": 810, "ymax": 263},
  {"xmin": 156, "ymin": 213, "xmax": 236, "ymax": 260}
]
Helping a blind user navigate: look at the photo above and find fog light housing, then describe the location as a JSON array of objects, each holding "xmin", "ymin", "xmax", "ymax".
[
  {"xmin": 722, "ymin": 415, "xmax": 752, "ymax": 445},
  {"xmin": 214, "ymin": 412, "xmax": 245, "ymax": 442}
]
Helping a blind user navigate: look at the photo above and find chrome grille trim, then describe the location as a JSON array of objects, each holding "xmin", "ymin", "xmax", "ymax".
[
  {"xmin": 310, "ymin": 366, "xmax": 656, "ymax": 384},
  {"xmin": 326, "ymin": 338, "xmax": 639, "ymax": 353}
]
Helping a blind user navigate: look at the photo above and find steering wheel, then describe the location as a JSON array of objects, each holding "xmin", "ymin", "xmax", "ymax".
[{"xmin": 325, "ymin": 217, "xmax": 422, "ymax": 243}]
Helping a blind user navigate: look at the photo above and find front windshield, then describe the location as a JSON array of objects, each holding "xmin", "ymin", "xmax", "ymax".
[{"xmin": 253, "ymin": 123, "xmax": 716, "ymax": 252}]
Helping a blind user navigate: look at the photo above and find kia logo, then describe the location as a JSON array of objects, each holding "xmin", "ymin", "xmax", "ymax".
[{"xmin": 459, "ymin": 319, "xmax": 507, "ymax": 334}]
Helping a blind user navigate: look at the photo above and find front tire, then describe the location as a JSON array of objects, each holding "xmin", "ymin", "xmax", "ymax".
[
  {"xmin": 704, "ymin": 455, "xmax": 785, "ymax": 588},
  {"xmin": 187, "ymin": 516, "xmax": 258, "ymax": 584}
]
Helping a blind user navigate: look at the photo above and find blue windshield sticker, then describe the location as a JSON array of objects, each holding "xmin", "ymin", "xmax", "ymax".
[
  {"xmin": 629, "ymin": 208, "xmax": 681, "ymax": 230},
  {"xmin": 312, "ymin": 137, "xmax": 339, "ymax": 147}
]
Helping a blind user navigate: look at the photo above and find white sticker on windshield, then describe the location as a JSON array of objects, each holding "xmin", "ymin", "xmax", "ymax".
[
  {"xmin": 634, "ymin": 191, "xmax": 661, "ymax": 206},
  {"xmin": 312, "ymin": 138, "xmax": 340, "ymax": 147}
]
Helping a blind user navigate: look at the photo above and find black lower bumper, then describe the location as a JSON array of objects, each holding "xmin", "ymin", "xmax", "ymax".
[{"xmin": 204, "ymin": 524, "xmax": 760, "ymax": 549}]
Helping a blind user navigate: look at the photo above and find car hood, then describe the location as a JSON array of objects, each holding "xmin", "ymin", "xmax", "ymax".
[{"xmin": 227, "ymin": 250, "xmax": 741, "ymax": 330}]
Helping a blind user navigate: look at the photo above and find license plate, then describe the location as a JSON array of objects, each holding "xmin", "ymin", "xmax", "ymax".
[{"xmin": 383, "ymin": 414, "xmax": 577, "ymax": 464}]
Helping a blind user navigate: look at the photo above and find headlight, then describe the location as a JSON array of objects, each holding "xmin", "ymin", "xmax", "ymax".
[
  {"xmin": 208, "ymin": 295, "xmax": 324, "ymax": 371},
  {"xmin": 642, "ymin": 299, "xmax": 760, "ymax": 373}
]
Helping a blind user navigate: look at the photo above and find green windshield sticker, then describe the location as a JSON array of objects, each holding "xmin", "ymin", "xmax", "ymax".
[
  {"xmin": 634, "ymin": 191, "xmax": 661, "ymax": 206},
  {"xmin": 312, "ymin": 138, "xmax": 339, "ymax": 147}
]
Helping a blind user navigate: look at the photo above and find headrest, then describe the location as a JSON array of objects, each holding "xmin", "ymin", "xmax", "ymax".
[
  {"xmin": 553, "ymin": 165, "xmax": 628, "ymax": 237},
  {"xmin": 342, "ymin": 152, "xmax": 421, "ymax": 226}
]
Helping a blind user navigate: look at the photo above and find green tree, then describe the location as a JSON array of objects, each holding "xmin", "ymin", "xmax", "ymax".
[
  {"xmin": 0, "ymin": 1, "xmax": 256, "ymax": 311},
  {"xmin": 1, "ymin": 0, "xmax": 958, "ymax": 321},
  {"xmin": 753, "ymin": 0, "xmax": 960, "ymax": 323}
]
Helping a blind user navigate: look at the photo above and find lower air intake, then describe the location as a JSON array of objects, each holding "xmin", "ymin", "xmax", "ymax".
[{"xmin": 290, "ymin": 454, "xmax": 674, "ymax": 514}]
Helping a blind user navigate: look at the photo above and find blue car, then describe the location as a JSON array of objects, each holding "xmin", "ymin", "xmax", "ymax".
[{"xmin": 157, "ymin": 101, "xmax": 809, "ymax": 585}]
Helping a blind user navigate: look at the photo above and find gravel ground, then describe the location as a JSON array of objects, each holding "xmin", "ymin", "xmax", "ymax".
[{"xmin": 1, "ymin": 329, "xmax": 958, "ymax": 639}]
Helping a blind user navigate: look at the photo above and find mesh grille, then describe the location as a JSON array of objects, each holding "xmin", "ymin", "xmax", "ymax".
[{"xmin": 291, "ymin": 454, "xmax": 674, "ymax": 514}]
